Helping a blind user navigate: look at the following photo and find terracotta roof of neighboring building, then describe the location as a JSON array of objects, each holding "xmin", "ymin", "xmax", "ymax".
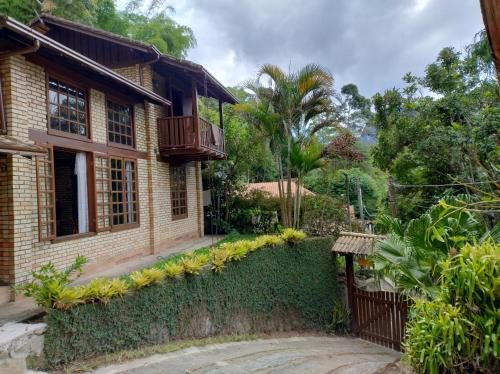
[
  {"xmin": 331, "ymin": 231, "xmax": 385, "ymax": 255},
  {"xmin": 0, "ymin": 135, "xmax": 47, "ymax": 157},
  {"xmin": 0, "ymin": 15, "xmax": 169, "ymax": 106},
  {"xmin": 243, "ymin": 182, "xmax": 315, "ymax": 198}
]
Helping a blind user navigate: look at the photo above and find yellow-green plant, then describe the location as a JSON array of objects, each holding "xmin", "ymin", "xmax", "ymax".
[
  {"xmin": 52, "ymin": 286, "xmax": 87, "ymax": 310},
  {"xmin": 254, "ymin": 235, "xmax": 284, "ymax": 248},
  {"xmin": 142, "ymin": 268, "xmax": 165, "ymax": 284},
  {"xmin": 82, "ymin": 278, "xmax": 129, "ymax": 304},
  {"xmin": 182, "ymin": 254, "xmax": 209, "ymax": 275},
  {"xmin": 163, "ymin": 262, "xmax": 184, "ymax": 278},
  {"xmin": 404, "ymin": 241, "xmax": 500, "ymax": 373},
  {"xmin": 16, "ymin": 255, "xmax": 88, "ymax": 309},
  {"xmin": 281, "ymin": 228, "xmax": 306, "ymax": 244},
  {"xmin": 225, "ymin": 241, "xmax": 250, "ymax": 260},
  {"xmin": 130, "ymin": 270, "xmax": 152, "ymax": 288},
  {"xmin": 211, "ymin": 247, "xmax": 231, "ymax": 272}
]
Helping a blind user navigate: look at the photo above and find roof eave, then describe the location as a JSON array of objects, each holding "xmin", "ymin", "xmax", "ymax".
[{"xmin": 0, "ymin": 15, "xmax": 170, "ymax": 107}]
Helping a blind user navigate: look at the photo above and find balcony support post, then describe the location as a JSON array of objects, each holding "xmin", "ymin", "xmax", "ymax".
[
  {"xmin": 218, "ymin": 99, "xmax": 224, "ymax": 130},
  {"xmin": 192, "ymin": 78, "xmax": 200, "ymax": 148}
]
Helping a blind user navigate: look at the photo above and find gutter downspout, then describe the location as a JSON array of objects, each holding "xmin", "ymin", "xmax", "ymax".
[{"xmin": 139, "ymin": 50, "xmax": 160, "ymax": 88}]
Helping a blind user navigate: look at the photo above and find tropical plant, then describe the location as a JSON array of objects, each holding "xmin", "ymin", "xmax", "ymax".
[
  {"xmin": 404, "ymin": 240, "xmax": 500, "ymax": 373},
  {"xmin": 210, "ymin": 247, "xmax": 231, "ymax": 272},
  {"xmin": 238, "ymin": 64, "xmax": 336, "ymax": 228},
  {"xmin": 16, "ymin": 255, "xmax": 87, "ymax": 308},
  {"xmin": 282, "ymin": 228, "xmax": 307, "ymax": 244},
  {"xmin": 181, "ymin": 254, "xmax": 209, "ymax": 275},
  {"xmin": 163, "ymin": 262, "xmax": 184, "ymax": 278},
  {"xmin": 373, "ymin": 195, "xmax": 489, "ymax": 297},
  {"xmin": 82, "ymin": 278, "xmax": 129, "ymax": 304}
]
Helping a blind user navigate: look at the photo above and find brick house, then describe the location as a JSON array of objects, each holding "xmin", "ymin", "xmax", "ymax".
[{"xmin": 0, "ymin": 14, "xmax": 236, "ymax": 302}]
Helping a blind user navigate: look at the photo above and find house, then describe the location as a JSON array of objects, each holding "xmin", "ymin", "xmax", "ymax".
[
  {"xmin": 243, "ymin": 181, "xmax": 315, "ymax": 198},
  {"xmin": 0, "ymin": 14, "xmax": 237, "ymax": 302}
]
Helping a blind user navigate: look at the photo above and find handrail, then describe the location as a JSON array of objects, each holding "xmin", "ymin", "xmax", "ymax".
[{"xmin": 157, "ymin": 115, "xmax": 225, "ymax": 156}]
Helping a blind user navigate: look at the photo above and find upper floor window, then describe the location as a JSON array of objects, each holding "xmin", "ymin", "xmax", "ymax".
[
  {"xmin": 0, "ymin": 78, "xmax": 6, "ymax": 134},
  {"xmin": 107, "ymin": 100, "xmax": 134, "ymax": 147},
  {"xmin": 48, "ymin": 77, "xmax": 88, "ymax": 137}
]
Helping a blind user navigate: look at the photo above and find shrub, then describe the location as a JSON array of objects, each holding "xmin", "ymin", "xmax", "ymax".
[
  {"xmin": 210, "ymin": 247, "xmax": 231, "ymax": 272},
  {"xmin": 163, "ymin": 262, "xmax": 184, "ymax": 278},
  {"xmin": 229, "ymin": 190, "xmax": 281, "ymax": 234},
  {"xmin": 16, "ymin": 255, "xmax": 87, "ymax": 309},
  {"xmin": 281, "ymin": 228, "xmax": 307, "ymax": 244},
  {"xmin": 82, "ymin": 278, "xmax": 129, "ymax": 304},
  {"xmin": 404, "ymin": 241, "xmax": 500, "ymax": 373},
  {"xmin": 301, "ymin": 195, "xmax": 346, "ymax": 236},
  {"xmin": 181, "ymin": 254, "xmax": 209, "ymax": 275},
  {"xmin": 43, "ymin": 237, "xmax": 340, "ymax": 368}
]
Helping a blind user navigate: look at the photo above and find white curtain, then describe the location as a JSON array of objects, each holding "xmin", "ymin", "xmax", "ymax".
[
  {"xmin": 125, "ymin": 161, "xmax": 134, "ymax": 224},
  {"xmin": 74, "ymin": 153, "xmax": 89, "ymax": 233}
]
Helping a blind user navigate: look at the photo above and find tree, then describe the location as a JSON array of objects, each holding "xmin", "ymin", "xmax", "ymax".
[
  {"xmin": 334, "ymin": 84, "xmax": 372, "ymax": 136},
  {"xmin": 238, "ymin": 64, "xmax": 336, "ymax": 228},
  {"xmin": 371, "ymin": 31, "xmax": 500, "ymax": 221}
]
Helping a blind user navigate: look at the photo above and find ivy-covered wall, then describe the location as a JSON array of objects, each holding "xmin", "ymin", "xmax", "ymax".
[{"xmin": 44, "ymin": 237, "xmax": 339, "ymax": 367}]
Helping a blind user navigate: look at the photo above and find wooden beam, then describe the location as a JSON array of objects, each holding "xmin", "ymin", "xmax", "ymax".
[
  {"xmin": 218, "ymin": 99, "xmax": 224, "ymax": 130},
  {"xmin": 345, "ymin": 253, "xmax": 358, "ymax": 333},
  {"xmin": 480, "ymin": 0, "xmax": 500, "ymax": 81},
  {"xmin": 192, "ymin": 78, "xmax": 200, "ymax": 148}
]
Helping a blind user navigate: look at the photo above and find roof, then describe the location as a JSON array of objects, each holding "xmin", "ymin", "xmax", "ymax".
[
  {"xmin": 32, "ymin": 14, "xmax": 238, "ymax": 104},
  {"xmin": 331, "ymin": 231, "xmax": 385, "ymax": 255},
  {"xmin": 243, "ymin": 182, "xmax": 315, "ymax": 198},
  {"xmin": 0, "ymin": 135, "xmax": 47, "ymax": 157},
  {"xmin": 0, "ymin": 15, "xmax": 169, "ymax": 106}
]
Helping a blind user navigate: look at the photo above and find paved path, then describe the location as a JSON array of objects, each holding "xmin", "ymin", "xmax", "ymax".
[{"xmin": 93, "ymin": 336, "xmax": 401, "ymax": 374}]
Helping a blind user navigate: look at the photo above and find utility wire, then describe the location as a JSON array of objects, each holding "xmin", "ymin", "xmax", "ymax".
[{"xmin": 393, "ymin": 180, "xmax": 500, "ymax": 188}]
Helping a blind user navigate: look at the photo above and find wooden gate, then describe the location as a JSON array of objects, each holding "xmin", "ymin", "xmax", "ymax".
[{"xmin": 352, "ymin": 287, "xmax": 409, "ymax": 351}]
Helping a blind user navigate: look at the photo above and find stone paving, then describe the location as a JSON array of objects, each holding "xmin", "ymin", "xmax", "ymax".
[{"xmin": 92, "ymin": 336, "xmax": 402, "ymax": 374}]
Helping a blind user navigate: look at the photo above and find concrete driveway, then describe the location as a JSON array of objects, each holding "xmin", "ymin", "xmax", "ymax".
[{"xmin": 93, "ymin": 336, "xmax": 402, "ymax": 374}]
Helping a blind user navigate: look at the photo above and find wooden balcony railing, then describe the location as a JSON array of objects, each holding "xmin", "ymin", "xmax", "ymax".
[{"xmin": 157, "ymin": 115, "xmax": 225, "ymax": 160}]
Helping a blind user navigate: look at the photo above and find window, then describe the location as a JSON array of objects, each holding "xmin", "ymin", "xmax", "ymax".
[
  {"xmin": 107, "ymin": 100, "xmax": 134, "ymax": 147},
  {"xmin": 170, "ymin": 166, "xmax": 187, "ymax": 220},
  {"xmin": 48, "ymin": 77, "xmax": 88, "ymax": 137},
  {"xmin": 110, "ymin": 157, "xmax": 138, "ymax": 226},
  {"xmin": 95, "ymin": 155, "xmax": 111, "ymax": 231},
  {"xmin": 36, "ymin": 147, "xmax": 92, "ymax": 240}
]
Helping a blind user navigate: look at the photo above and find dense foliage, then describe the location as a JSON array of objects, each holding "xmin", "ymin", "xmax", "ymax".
[
  {"xmin": 42, "ymin": 237, "xmax": 339, "ymax": 368},
  {"xmin": 404, "ymin": 241, "xmax": 500, "ymax": 373},
  {"xmin": 18, "ymin": 230, "xmax": 307, "ymax": 309},
  {"xmin": 371, "ymin": 32, "xmax": 499, "ymax": 221},
  {"xmin": 373, "ymin": 195, "xmax": 491, "ymax": 297},
  {"xmin": 0, "ymin": 0, "xmax": 196, "ymax": 58}
]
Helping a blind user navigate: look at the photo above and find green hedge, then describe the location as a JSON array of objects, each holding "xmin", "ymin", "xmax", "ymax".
[{"xmin": 44, "ymin": 237, "xmax": 339, "ymax": 367}]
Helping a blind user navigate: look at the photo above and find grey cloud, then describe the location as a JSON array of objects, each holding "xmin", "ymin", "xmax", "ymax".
[{"xmin": 179, "ymin": 0, "xmax": 484, "ymax": 97}]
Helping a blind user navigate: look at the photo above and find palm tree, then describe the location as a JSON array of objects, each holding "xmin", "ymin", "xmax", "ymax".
[
  {"xmin": 238, "ymin": 64, "xmax": 335, "ymax": 227},
  {"xmin": 290, "ymin": 138, "xmax": 324, "ymax": 228}
]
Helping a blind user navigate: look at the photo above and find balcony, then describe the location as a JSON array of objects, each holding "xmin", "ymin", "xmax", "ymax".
[{"xmin": 157, "ymin": 116, "xmax": 225, "ymax": 160}]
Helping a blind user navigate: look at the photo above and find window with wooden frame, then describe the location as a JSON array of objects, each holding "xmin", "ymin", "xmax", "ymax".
[
  {"xmin": 110, "ymin": 157, "xmax": 138, "ymax": 227},
  {"xmin": 106, "ymin": 100, "xmax": 134, "ymax": 148},
  {"xmin": 47, "ymin": 76, "xmax": 88, "ymax": 138},
  {"xmin": 95, "ymin": 155, "xmax": 111, "ymax": 231},
  {"xmin": 36, "ymin": 147, "xmax": 56, "ymax": 241},
  {"xmin": 170, "ymin": 165, "xmax": 188, "ymax": 220}
]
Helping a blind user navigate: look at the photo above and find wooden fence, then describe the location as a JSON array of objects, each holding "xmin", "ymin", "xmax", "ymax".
[{"xmin": 353, "ymin": 287, "xmax": 409, "ymax": 351}]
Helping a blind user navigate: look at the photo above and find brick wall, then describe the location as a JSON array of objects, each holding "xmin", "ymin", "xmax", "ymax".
[{"xmin": 0, "ymin": 56, "xmax": 204, "ymax": 286}]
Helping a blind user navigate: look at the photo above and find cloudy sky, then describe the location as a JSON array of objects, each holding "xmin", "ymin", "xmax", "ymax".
[{"xmin": 147, "ymin": 0, "xmax": 485, "ymax": 97}]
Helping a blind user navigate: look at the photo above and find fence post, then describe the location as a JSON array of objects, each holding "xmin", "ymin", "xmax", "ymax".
[{"xmin": 345, "ymin": 253, "xmax": 358, "ymax": 333}]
